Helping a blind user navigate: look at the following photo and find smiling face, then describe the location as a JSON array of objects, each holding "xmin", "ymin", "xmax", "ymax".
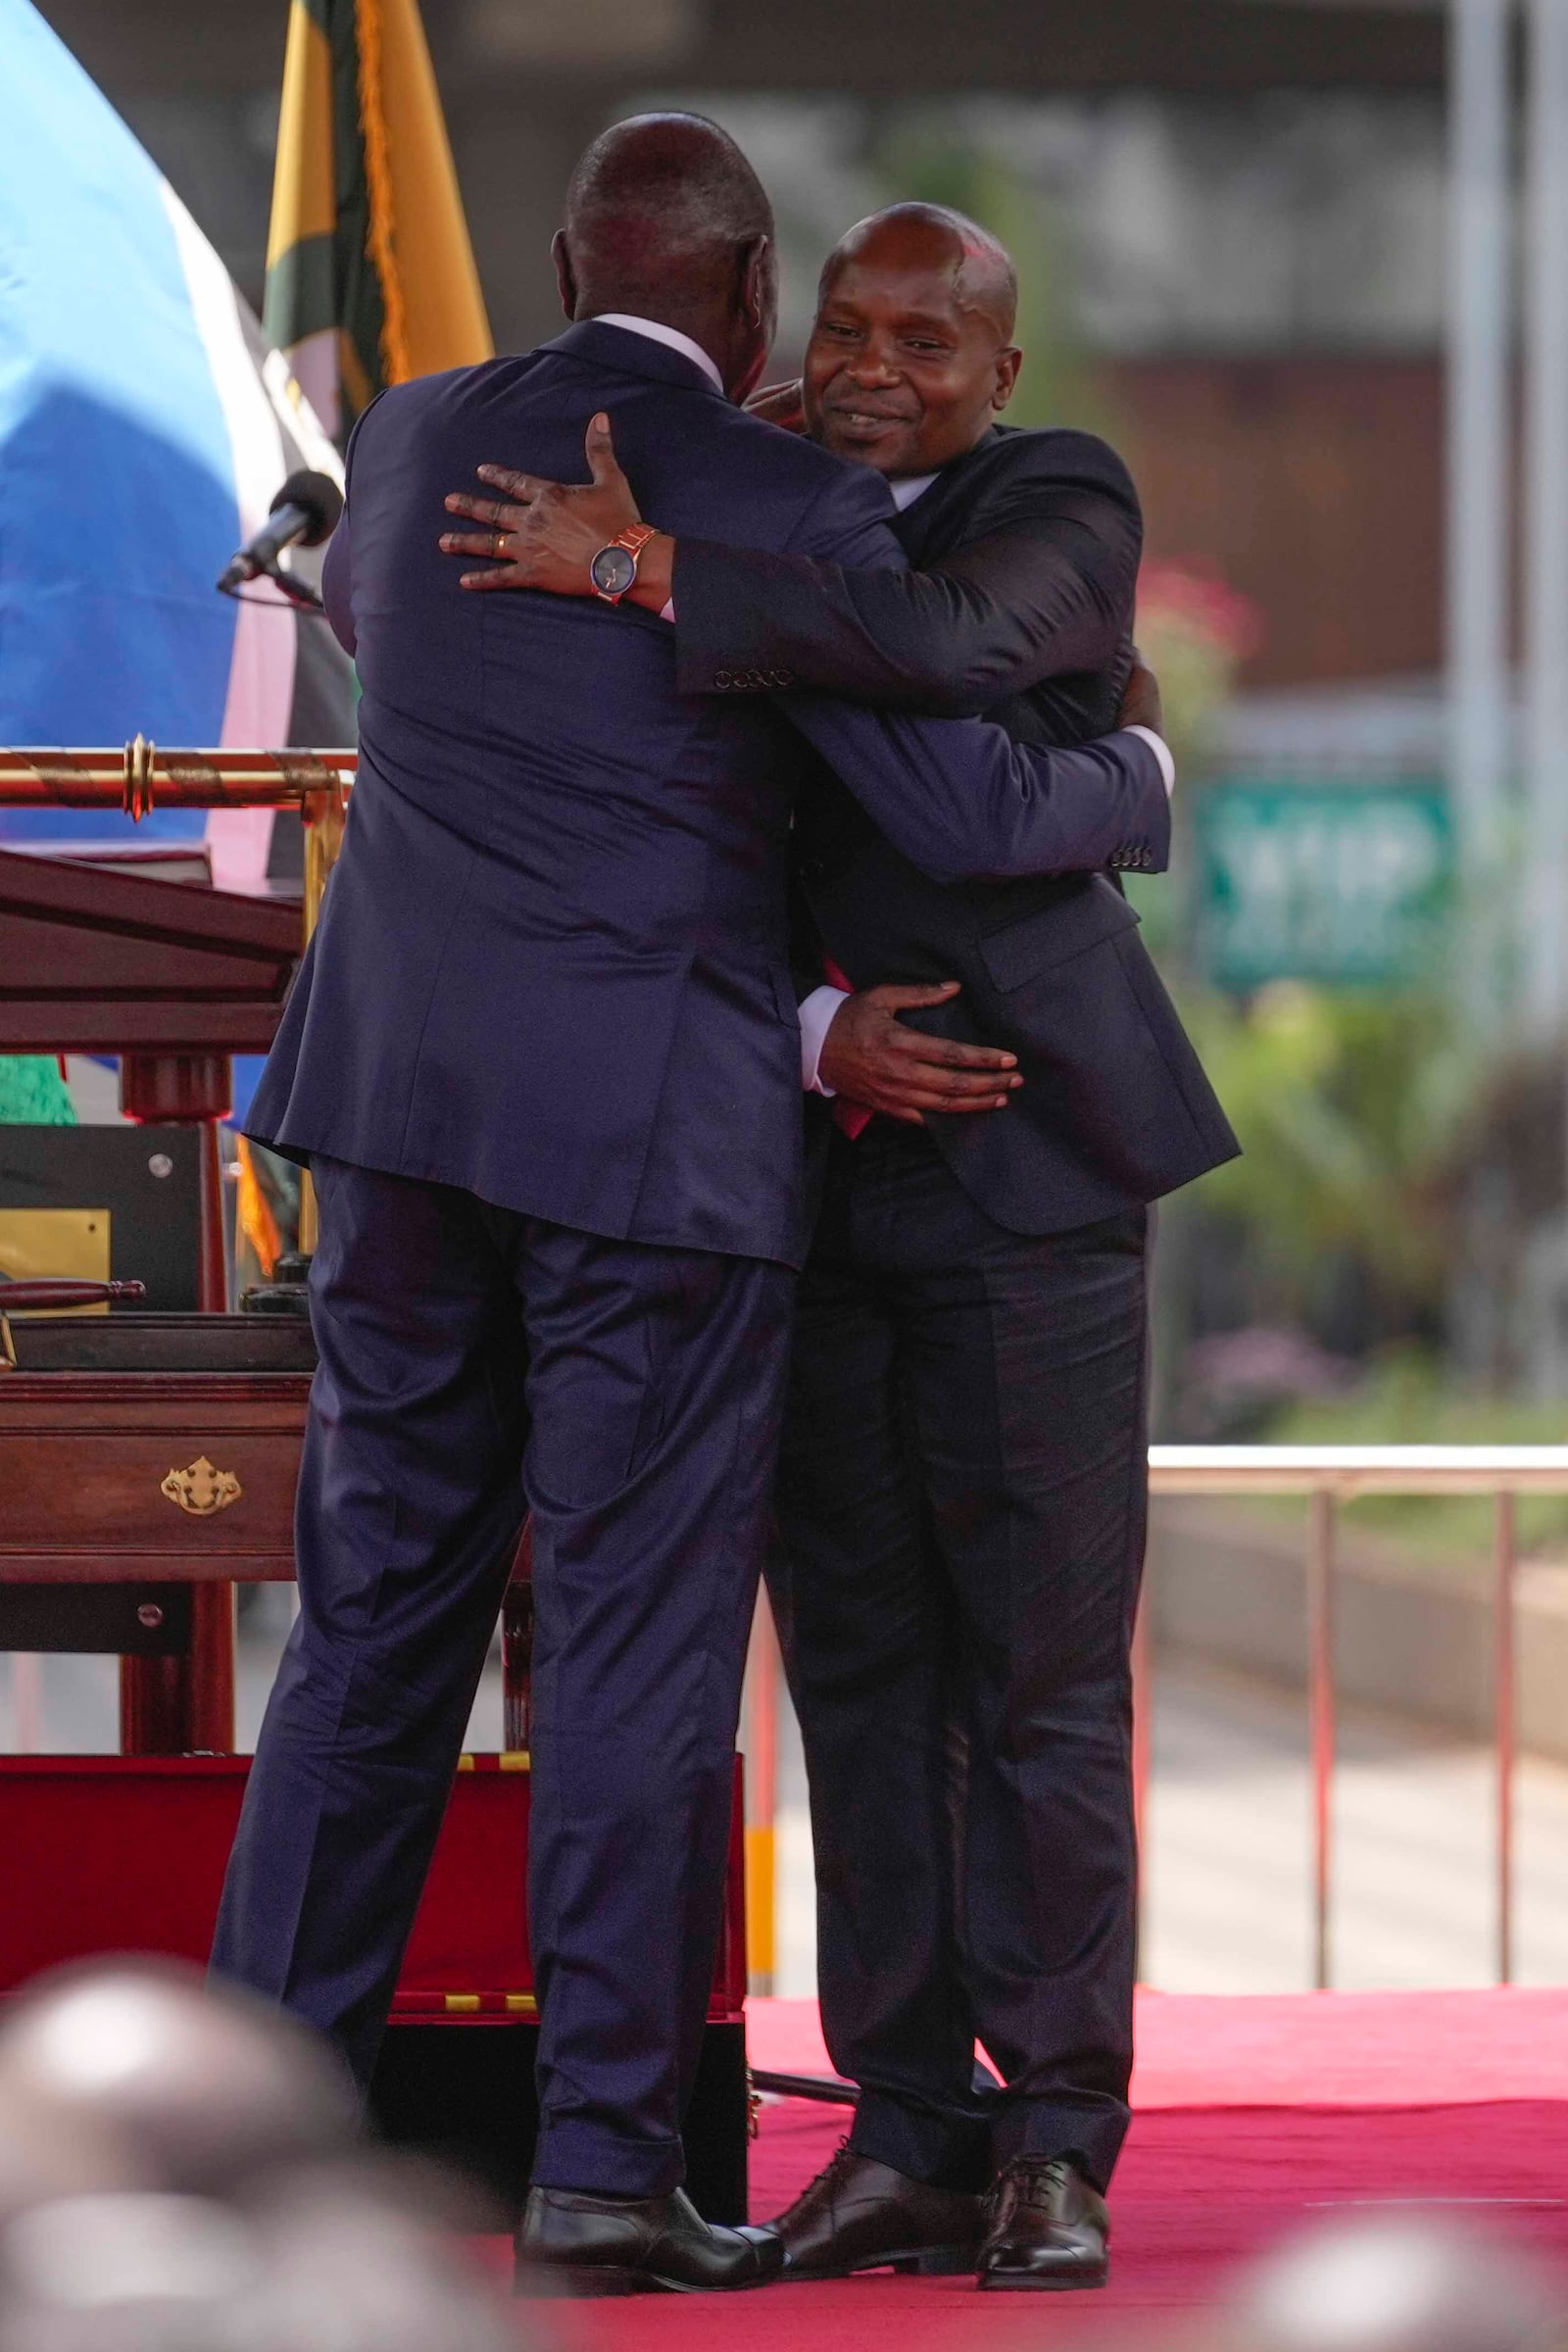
[{"xmin": 804, "ymin": 206, "xmax": 1022, "ymax": 478}]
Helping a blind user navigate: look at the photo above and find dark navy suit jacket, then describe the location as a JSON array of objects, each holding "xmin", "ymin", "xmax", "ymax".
[
  {"xmin": 246, "ymin": 322, "xmax": 1173, "ymax": 1267},
  {"xmin": 671, "ymin": 424, "xmax": 1240, "ymax": 1233}
]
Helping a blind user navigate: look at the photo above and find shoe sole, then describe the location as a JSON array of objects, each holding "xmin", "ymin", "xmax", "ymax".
[
  {"xmin": 516, "ymin": 2265, "xmax": 778, "ymax": 2298},
  {"xmin": 978, "ymin": 2268, "xmax": 1109, "ymax": 2292},
  {"xmin": 787, "ymin": 2246, "xmax": 978, "ymax": 2281}
]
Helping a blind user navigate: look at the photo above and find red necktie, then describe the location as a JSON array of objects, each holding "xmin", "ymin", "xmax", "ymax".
[{"xmin": 822, "ymin": 955, "xmax": 873, "ymax": 1140}]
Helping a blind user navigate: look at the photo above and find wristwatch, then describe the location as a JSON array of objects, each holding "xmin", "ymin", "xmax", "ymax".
[{"xmin": 590, "ymin": 523, "xmax": 658, "ymax": 605}]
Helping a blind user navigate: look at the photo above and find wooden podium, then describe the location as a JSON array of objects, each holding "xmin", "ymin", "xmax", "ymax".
[
  {"xmin": 0, "ymin": 752, "xmax": 754, "ymax": 2215},
  {"xmin": 0, "ymin": 842, "xmax": 303, "ymax": 1752}
]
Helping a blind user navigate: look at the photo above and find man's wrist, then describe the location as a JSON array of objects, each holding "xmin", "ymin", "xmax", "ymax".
[
  {"xmin": 799, "ymin": 984, "xmax": 850, "ymax": 1095},
  {"xmin": 1125, "ymin": 724, "xmax": 1175, "ymax": 798},
  {"xmin": 628, "ymin": 531, "xmax": 676, "ymax": 614}
]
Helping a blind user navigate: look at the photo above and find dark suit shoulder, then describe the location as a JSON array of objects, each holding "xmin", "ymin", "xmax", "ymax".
[
  {"xmin": 955, "ymin": 425, "xmax": 1141, "ymax": 520},
  {"xmin": 671, "ymin": 406, "xmax": 897, "ymax": 550}
]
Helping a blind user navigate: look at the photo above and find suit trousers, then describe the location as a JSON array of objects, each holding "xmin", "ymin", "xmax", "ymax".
[
  {"xmin": 769, "ymin": 1122, "xmax": 1149, "ymax": 2194},
  {"xmin": 211, "ymin": 1156, "xmax": 794, "ymax": 2199}
]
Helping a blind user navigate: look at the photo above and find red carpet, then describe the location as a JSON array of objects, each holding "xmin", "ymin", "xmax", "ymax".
[{"xmin": 533, "ymin": 1992, "xmax": 1568, "ymax": 2352}]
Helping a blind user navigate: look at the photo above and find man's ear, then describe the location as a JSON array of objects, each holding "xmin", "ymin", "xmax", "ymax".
[
  {"xmin": 553, "ymin": 231, "xmax": 577, "ymax": 323},
  {"xmin": 740, "ymin": 233, "xmax": 774, "ymax": 331},
  {"xmin": 993, "ymin": 347, "xmax": 1023, "ymax": 413}
]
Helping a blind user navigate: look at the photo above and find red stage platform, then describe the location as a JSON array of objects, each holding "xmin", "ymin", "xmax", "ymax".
[{"xmin": 536, "ymin": 1989, "xmax": 1568, "ymax": 2352}]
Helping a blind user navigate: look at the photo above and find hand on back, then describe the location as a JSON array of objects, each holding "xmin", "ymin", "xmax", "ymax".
[
  {"xmin": 818, "ymin": 982, "xmax": 1022, "ymax": 1123},
  {"xmin": 439, "ymin": 415, "xmax": 671, "ymax": 610}
]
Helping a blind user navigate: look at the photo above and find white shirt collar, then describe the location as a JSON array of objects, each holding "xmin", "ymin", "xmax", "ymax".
[
  {"xmin": 591, "ymin": 315, "xmax": 724, "ymax": 396},
  {"xmin": 890, "ymin": 471, "xmax": 939, "ymax": 512}
]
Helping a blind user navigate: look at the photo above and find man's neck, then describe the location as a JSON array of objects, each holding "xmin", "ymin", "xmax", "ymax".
[{"xmin": 581, "ymin": 309, "xmax": 728, "ymax": 397}]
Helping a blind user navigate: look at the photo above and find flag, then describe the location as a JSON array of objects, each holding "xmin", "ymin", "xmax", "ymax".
[
  {"xmin": 265, "ymin": 0, "xmax": 492, "ymax": 444},
  {"xmin": 0, "ymin": 0, "xmax": 357, "ymax": 880},
  {"xmin": 0, "ymin": 0, "xmax": 360, "ymax": 1125}
]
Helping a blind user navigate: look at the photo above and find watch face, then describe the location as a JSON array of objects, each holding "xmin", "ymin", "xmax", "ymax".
[{"xmin": 591, "ymin": 544, "xmax": 638, "ymax": 599}]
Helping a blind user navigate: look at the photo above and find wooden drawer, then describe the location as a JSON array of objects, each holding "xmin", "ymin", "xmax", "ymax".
[{"xmin": 0, "ymin": 1372, "xmax": 308, "ymax": 1582}]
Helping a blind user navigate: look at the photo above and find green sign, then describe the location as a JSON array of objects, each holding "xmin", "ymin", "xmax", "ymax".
[{"xmin": 1195, "ymin": 778, "xmax": 1454, "ymax": 992}]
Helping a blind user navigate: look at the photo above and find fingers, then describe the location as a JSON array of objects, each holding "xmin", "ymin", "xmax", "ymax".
[
  {"xmin": 584, "ymin": 413, "xmax": 624, "ymax": 485},
  {"xmin": 892, "ymin": 1036, "xmax": 1017, "ymax": 1071},
  {"xmin": 456, "ymin": 564, "xmax": 527, "ymax": 592},
  {"xmin": 862, "ymin": 1064, "xmax": 1021, "ymax": 1109},
  {"xmin": 440, "ymin": 530, "xmax": 511, "ymax": 559},
  {"xmin": 923, "ymin": 1070, "xmax": 1021, "ymax": 1100},
  {"xmin": 871, "ymin": 1019, "xmax": 1017, "ymax": 1072},
  {"xmin": 877, "ymin": 1087, "xmax": 1013, "ymax": 1115},
  {"xmin": 443, "ymin": 494, "xmax": 526, "ymax": 527},
  {"xmin": 475, "ymin": 466, "xmax": 537, "ymax": 501},
  {"xmin": 870, "ymin": 980, "xmax": 962, "ymax": 1009},
  {"xmin": 930, "ymin": 1093, "xmax": 1013, "ymax": 1114}
]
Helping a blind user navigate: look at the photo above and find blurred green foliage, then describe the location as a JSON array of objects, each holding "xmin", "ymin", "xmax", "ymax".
[
  {"xmin": 1183, "ymin": 983, "xmax": 1476, "ymax": 1317},
  {"xmin": 1266, "ymin": 1349, "xmax": 1568, "ymax": 1556},
  {"xmin": 0, "ymin": 1055, "xmax": 75, "ymax": 1124}
]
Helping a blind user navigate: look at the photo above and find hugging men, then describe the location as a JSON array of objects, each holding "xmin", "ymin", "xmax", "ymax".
[{"xmin": 215, "ymin": 109, "xmax": 1235, "ymax": 2298}]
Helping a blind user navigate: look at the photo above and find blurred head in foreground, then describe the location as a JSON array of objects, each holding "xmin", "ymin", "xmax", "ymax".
[
  {"xmin": 0, "ymin": 2177, "xmax": 520, "ymax": 2352},
  {"xmin": 1231, "ymin": 2216, "xmax": 1564, "ymax": 2352},
  {"xmin": 0, "ymin": 1962, "xmax": 528, "ymax": 2352},
  {"xmin": 0, "ymin": 1959, "xmax": 356, "ymax": 2206}
]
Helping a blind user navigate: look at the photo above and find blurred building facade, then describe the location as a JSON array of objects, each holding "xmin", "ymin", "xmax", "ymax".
[{"xmin": 34, "ymin": 0, "xmax": 1451, "ymax": 697}]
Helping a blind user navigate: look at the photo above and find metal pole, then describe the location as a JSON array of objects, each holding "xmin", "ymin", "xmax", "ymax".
[
  {"xmin": 1131, "ymin": 1583, "xmax": 1153, "ymax": 1985},
  {"xmin": 1494, "ymin": 1490, "xmax": 1518, "ymax": 1982},
  {"xmin": 1307, "ymin": 1491, "xmax": 1337, "ymax": 1990},
  {"xmin": 297, "ymin": 778, "xmax": 350, "ymax": 1256},
  {"xmin": 1447, "ymin": 0, "xmax": 1512, "ymax": 1012},
  {"xmin": 743, "ymin": 1592, "xmax": 781, "ymax": 1993},
  {"xmin": 1527, "ymin": 0, "xmax": 1568, "ymax": 1039}
]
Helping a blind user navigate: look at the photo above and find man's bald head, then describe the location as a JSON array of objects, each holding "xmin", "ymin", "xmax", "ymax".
[
  {"xmin": 804, "ymin": 200, "xmax": 1024, "ymax": 476},
  {"xmin": 565, "ymin": 114, "xmax": 773, "ymax": 272},
  {"xmin": 821, "ymin": 204, "xmax": 1018, "ymax": 343},
  {"xmin": 554, "ymin": 115, "xmax": 777, "ymax": 397}
]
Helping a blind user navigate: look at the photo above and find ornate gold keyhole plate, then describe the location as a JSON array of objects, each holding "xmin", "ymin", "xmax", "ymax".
[{"xmin": 161, "ymin": 1456, "xmax": 242, "ymax": 1516}]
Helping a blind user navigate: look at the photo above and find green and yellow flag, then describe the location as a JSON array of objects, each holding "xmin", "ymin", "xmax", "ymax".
[{"xmin": 264, "ymin": 0, "xmax": 492, "ymax": 443}]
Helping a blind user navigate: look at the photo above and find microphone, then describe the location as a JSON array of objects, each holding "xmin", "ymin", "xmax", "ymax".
[{"xmin": 217, "ymin": 469, "xmax": 344, "ymax": 598}]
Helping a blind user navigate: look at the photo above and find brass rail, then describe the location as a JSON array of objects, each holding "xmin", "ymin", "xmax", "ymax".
[
  {"xmin": 742, "ymin": 1447, "xmax": 1568, "ymax": 1992},
  {"xmin": 1141, "ymin": 1447, "xmax": 1568, "ymax": 1989},
  {"xmin": 0, "ymin": 745, "xmax": 356, "ymax": 813},
  {"xmin": 2, "ymin": 743, "xmax": 357, "ymax": 1250}
]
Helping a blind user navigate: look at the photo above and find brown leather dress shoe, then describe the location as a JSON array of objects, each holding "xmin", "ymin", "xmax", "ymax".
[
  {"xmin": 977, "ymin": 2156, "xmax": 1109, "ymax": 2291},
  {"xmin": 514, "ymin": 2184, "xmax": 784, "ymax": 2296},
  {"xmin": 768, "ymin": 2139, "xmax": 985, "ymax": 2280}
]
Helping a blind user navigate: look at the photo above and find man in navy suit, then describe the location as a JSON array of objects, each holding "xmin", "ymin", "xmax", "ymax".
[
  {"xmin": 440, "ymin": 201, "xmax": 1237, "ymax": 2291},
  {"xmin": 211, "ymin": 118, "xmax": 1175, "ymax": 2297}
]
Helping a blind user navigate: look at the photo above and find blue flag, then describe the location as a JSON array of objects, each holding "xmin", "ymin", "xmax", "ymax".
[{"xmin": 0, "ymin": 0, "xmax": 354, "ymax": 878}]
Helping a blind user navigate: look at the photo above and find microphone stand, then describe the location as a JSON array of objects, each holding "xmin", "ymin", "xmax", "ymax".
[{"xmin": 217, "ymin": 553, "xmax": 325, "ymax": 614}]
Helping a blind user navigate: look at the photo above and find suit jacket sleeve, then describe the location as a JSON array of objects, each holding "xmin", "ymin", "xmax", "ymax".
[
  {"xmin": 321, "ymin": 394, "xmax": 388, "ymax": 659},
  {"xmin": 789, "ymin": 699, "xmax": 1170, "ymax": 885},
  {"xmin": 671, "ymin": 432, "xmax": 1140, "ymax": 712},
  {"xmin": 762, "ymin": 467, "xmax": 1169, "ymax": 886}
]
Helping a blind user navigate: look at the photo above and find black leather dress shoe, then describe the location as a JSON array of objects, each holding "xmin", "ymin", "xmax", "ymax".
[
  {"xmin": 514, "ymin": 2184, "xmax": 785, "ymax": 2296},
  {"xmin": 977, "ymin": 2156, "xmax": 1109, "ymax": 2291},
  {"xmin": 768, "ymin": 2139, "xmax": 985, "ymax": 2280}
]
